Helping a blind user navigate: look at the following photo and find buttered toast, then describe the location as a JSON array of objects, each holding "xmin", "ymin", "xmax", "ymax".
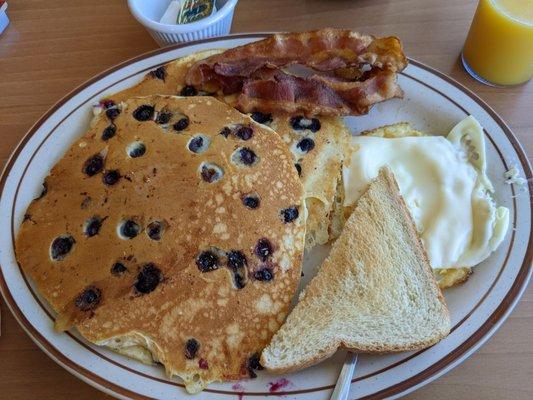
[{"xmin": 261, "ymin": 167, "xmax": 450, "ymax": 373}]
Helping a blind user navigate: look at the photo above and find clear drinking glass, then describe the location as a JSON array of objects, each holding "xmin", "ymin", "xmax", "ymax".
[{"xmin": 461, "ymin": 0, "xmax": 533, "ymax": 87}]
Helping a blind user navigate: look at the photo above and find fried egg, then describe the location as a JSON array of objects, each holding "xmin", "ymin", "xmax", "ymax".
[{"xmin": 342, "ymin": 116, "xmax": 509, "ymax": 288}]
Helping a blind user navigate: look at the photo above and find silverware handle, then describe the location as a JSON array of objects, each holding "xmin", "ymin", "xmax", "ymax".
[{"xmin": 330, "ymin": 352, "xmax": 358, "ymax": 400}]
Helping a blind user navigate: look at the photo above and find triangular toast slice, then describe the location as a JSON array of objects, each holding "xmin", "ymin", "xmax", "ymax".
[{"xmin": 261, "ymin": 167, "xmax": 451, "ymax": 373}]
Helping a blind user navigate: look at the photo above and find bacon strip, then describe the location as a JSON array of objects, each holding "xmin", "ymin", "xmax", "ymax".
[
  {"xmin": 229, "ymin": 70, "xmax": 403, "ymax": 116},
  {"xmin": 186, "ymin": 29, "xmax": 408, "ymax": 116}
]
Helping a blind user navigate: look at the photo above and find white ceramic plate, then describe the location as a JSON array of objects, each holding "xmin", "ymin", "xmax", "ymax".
[{"xmin": 0, "ymin": 34, "xmax": 531, "ymax": 400}]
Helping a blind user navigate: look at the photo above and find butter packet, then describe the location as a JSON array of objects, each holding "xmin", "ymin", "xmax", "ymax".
[
  {"xmin": 160, "ymin": 0, "xmax": 216, "ymax": 25},
  {"xmin": 178, "ymin": 0, "xmax": 216, "ymax": 24}
]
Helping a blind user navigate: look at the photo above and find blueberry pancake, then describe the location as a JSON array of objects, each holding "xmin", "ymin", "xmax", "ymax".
[
  {"xmin": 265, "ymin": 113, "xmax": 347, "ymax": 249},
  {"xmin": 107, "ymin": 50, "xmax": 349, "ymax": 249},
  {"xmin": 16, "ymin": 95, "xmax": 305, "ymax": 393}
]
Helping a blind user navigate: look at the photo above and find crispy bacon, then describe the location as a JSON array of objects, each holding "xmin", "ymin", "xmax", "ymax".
[
  {"xmin": 228, "ymin": 69, "xmax": 403, "ymax": 116},
  {"xmin": 186, "ymin": 29, "xmax": 408, "ymax": 116}
]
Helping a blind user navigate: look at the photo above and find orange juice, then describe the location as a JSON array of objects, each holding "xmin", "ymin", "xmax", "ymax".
[{"xmin": 462, "ymin": 0, "xmax": 533, "ymax": 86}]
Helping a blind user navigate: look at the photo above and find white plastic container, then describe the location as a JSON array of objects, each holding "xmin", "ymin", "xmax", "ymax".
[
  {"xmin": 0, "ymin": 1, "xmax": 9, "ymax": 35},
  {"xmin": 127, "ymin": 0, "xmax": 238, "ymax": 47}
]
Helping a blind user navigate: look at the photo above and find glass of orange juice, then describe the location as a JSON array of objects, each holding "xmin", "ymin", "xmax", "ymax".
[{"xmin": 462, "ymin": 0, "xmax": 533, "ymax": 86}]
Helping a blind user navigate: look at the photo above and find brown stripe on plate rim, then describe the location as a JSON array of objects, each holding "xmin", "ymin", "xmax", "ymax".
[{"xmin": 0, "ymin": 33, "xmax": 531, "ymax": 398}]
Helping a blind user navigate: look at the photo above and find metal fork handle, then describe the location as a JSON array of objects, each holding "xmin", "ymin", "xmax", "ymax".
[{"xmin": 330, "ymin": 352, "xmax": 358, "ymax": 400}]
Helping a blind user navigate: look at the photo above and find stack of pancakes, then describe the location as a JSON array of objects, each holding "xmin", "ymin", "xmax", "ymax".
[
  {"xmin": 17, "ymin": 93, "xmax": 307, "ymax": 393},
  {"xmin": 15, "ymin": 33, "xmax": 406, "ymax": 392},
  {"xmin": 112, "ymin": 50, "xmax": 349, "ymax": 250}
]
